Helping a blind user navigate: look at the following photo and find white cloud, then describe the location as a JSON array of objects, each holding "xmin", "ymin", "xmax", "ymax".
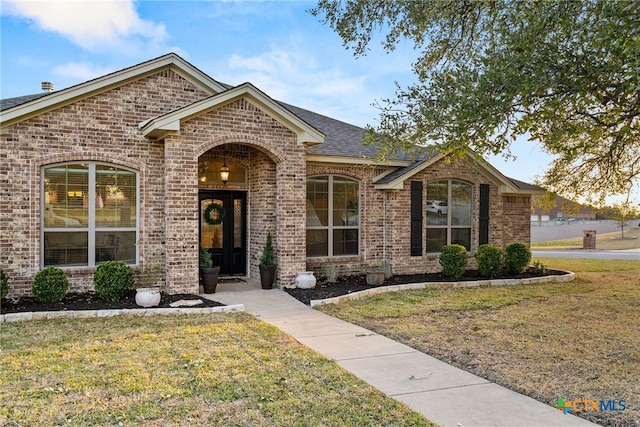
[
  {"xmin": 219, "ymin": 47, "xmax": 374, "ymax": 125},
  {"xmin": 3, "ymin": 0, "xmax": 168, "ymax": 53},
  {"xmin": 52, "ymin": 61, "xmax": 115, "ymax": 82}
]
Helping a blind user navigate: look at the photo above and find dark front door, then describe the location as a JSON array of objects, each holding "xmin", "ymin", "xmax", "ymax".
[{"xmin": 199, "ymin": 191, "xmax": 246, "ymax": 275}]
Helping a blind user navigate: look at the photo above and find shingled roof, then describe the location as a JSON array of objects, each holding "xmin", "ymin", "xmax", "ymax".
[{"xmin": 1, "ymin": 93, "xmax": 51, "ymax": 111}]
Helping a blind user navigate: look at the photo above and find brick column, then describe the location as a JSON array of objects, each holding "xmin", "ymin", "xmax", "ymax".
[
  {"xmin": 163, "ymin": 134, "xmax": 199, "ymax": 294},
  {"xmin": 275, "ymin": 150, "xmax": 307, "ymax": 287}
]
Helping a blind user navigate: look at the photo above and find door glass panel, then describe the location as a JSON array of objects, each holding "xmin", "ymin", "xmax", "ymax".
[
  {"xmin": 201, "ymin": 199, "xmax": 223, "ymax": 249},
  {"xmin": 234, "ymin": 198, "xmax": 242, "ymax": 248}
]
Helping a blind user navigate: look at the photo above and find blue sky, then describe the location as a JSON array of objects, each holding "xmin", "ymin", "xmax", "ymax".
[{"xmin": 1, "ymin": 0, "xmax": 553, "ymax": 186}]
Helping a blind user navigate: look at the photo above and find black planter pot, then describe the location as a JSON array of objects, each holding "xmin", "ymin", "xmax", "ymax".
[
  {"xmin": 259, "ymin": 264, "xmax": 276, "ymax": 289},
  {"xmin": 200, "ymin": 266, "xmax": 220, "ymax": 294}
]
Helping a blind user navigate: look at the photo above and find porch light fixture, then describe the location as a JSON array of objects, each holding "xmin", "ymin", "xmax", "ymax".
[{"xmin": 220, "ymin": 161, "xmax": 230, "ymax": 185}]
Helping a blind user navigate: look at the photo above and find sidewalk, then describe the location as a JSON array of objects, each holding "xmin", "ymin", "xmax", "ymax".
[{"xmin": 210, "ymin": 280, "xmax": 596, "ymax": 427}]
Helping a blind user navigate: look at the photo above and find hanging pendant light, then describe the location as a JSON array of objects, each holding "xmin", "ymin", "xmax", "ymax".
[{"xmin": 220, "ymin": 161, "xmax": 230, "ymax": 185}]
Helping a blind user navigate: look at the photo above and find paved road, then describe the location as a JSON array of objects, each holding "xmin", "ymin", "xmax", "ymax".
[
  {"xmin": 531, "ymin": 220, "xmax": 626, "ymax": 242},
  {"xmin": 532, "ymin": 249, "xmax": 639, "ymax": 260}
]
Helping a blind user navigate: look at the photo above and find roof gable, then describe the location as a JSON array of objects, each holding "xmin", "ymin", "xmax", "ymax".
[
  {"xmin": 373, "ymin": 152, "xmax": 545, "ymax": 195},
  {"xmin": 1, "ymin": 53, "xmax": 226, "ymax": 127},
  {"xmin": 139, "ymin": 82, "xmax": 325, "ymax": 145}
]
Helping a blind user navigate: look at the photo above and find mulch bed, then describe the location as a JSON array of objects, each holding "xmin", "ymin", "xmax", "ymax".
[
  {"xmin": 285, "ymin": 268, "xmax": 568, "ymax": 305},
  {"xmin": 1, "ymin": 289, "xmax": 224, "ymax": 314},
  {"xmin": 2, "ymin": 268, "xmax": 568, "ymax": 314}
]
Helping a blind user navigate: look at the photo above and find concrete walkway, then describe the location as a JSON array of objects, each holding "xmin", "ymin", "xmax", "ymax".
[{"xmin": 209, "ymin": 280, "xmax": 596, "ymax": 427}]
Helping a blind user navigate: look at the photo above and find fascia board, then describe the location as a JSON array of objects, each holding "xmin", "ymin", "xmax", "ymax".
[
  {"xmin": 305, "ymin": 155, "xmax": 409, "ymax": 167},
  {"xmin": 1, "ymin": 54, "xmax": 225, "ymax": 127},
  {"xmin": 372, "ymin": 153, "xmax": 445, "ymax": 190}
]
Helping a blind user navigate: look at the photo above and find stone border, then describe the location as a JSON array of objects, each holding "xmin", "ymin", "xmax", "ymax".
[
  {"xmin": 1, "ymin": 304, "xmax": 245, "ymax": 323},
  {"xmin": 310, "ymin": 271, "xmax": 575, "ymax": 307}
]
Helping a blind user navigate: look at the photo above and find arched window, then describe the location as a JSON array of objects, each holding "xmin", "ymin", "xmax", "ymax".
[
  {"xmin": 426, "ymin": 180, "xmax": 472, "ymax": 252},
  {"xmin": 306, "ymin": 175, "xmax": 360, "ymax": 257},
  {"xmin": 42, "ymin": 162, "xmax": 138, "ymax": 267}
]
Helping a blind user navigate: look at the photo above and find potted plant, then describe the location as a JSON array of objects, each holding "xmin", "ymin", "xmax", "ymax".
[
  {"xmin": 135, "ymin": 264, "xmax": 162, "ymax": 307},
  {"xmin": 199, "ymin": 245, "xmax": 220, "ymax": 294},
  {"xmin": 259, "ymin": 233, "xmax": 276, "ymax": 289}
]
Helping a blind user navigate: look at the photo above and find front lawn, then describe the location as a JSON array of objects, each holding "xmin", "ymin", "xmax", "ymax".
[
  {"xmin": 317, "ymin": 258, "xmax": 640, "ymax": 427},
  {"xmin": 0, "ymin": 313, "xmax": 435, "ymax": 426}
]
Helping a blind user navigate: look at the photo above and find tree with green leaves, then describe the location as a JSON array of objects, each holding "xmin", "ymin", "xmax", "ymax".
[
  {"xmin": 311, "ymin": 0, "xmax": 639, "ymax": 204},
  {"xmin": 603, "ymin": 201, "xmax": 640, "ymax": 238}
]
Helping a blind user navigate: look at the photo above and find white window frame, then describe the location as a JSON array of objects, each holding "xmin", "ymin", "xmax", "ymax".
[
  {"xmin": 306, "ymin": 174, "xmax": 361, "ymax": 257},
  {"xmin": 41, "ymin": 162, "xmax": 140, "ymax": 268}
]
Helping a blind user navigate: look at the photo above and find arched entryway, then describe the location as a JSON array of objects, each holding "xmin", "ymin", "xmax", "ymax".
[
  {"xmin": 198, "ymin": 144, "xmax": 251, "ymax": 276},
  {"xmin": 199, "ymin": 191, "xmax": 247, "ymax": 275}
]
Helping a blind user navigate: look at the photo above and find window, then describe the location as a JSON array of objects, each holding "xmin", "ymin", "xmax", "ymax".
[
  {"xmin": 426, "ymin": 180, "xmax": 472, "ymax": 252},
  {"xmin": 42, "ymin": 163, "xmax": 138, "ymax": 267},
  {"xmin": 306, "ymin": 175, "xmax": 359, "ymax": 257}
]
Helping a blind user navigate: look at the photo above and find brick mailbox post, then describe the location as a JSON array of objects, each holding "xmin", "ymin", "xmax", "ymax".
[{"xmin": 583, "ymin": 230, "xmax": 597, "ymax": 250}]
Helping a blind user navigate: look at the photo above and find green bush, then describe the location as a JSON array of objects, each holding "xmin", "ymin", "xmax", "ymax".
[
  {"xmin": 94, "ymin": 261, "xmax": 134, "ymax": 302},
  {"xmin": 474, "ymin": 244, "xmax": 504, "ymax": 278},
  {"xmin": 0, "ymin": 267, "xmax": 9, "ymax": 299},
  {"xmin": 32, "ymin": 267, "xmax": 68, "ymax": 303},
  {"xmin": 260, "ymin": 233, "xmax": 275, "ymax": 266},
  {"xmin": 199, "ymin": 245, "xmax": 212, "ymax": 268},
  {"xmin": 504, "ymin": 242, "xmax": 532, "ymax": 274},
  {"xmin": 439, "ymin": 244, "xmax": 468, "ymax": 278}
]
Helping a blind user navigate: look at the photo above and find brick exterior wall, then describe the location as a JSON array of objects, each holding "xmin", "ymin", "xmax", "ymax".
[
  {"xmin": 0, "ymin": 67, "xmax": 532, "ymax": 297},
  {"xmin": 306, "ymin": 158, "xmax": 532, "ymax": 278},
  {"xmin": 1, "ymin": 70, "xmax": 210, "ymax": 297}
]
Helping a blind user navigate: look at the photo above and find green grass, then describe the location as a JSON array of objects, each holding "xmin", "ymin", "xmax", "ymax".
[
  {"xmin": 1, "ymin": 313, "xmax": 436, "ymax": 426},
  {"xmin": 317, "ymin": 259, "xmax": 640, "ymax": 427}
]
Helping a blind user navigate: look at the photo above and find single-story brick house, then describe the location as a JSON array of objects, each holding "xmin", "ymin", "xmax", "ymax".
[{"xmin": 0, "ymin": 53, "xmax": 544, "ymax": 297}]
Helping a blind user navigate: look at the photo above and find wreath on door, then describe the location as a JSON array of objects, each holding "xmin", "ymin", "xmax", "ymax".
[{"xmin": 203, "ymin": 202, "xmax": 224, "ymax": 225}]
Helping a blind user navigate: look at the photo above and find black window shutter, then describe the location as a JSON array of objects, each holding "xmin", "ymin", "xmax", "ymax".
[
  {"xmin": 479, "ymin": 184, "xmax": 490, "ymax": 245},
  {"xmin": 410, "ymin": 181, "xmax": 423, "ymax": 256}
]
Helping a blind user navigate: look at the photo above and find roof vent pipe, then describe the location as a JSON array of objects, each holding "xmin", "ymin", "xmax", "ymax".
[{"xmin": 41, "ymin": 82, "xmax": 55, "ymax": 93}]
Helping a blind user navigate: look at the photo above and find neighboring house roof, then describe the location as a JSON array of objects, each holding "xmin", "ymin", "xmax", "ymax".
[{"xmin": 1, "ymin": 52, "xmax": 543, "ymax": 195}]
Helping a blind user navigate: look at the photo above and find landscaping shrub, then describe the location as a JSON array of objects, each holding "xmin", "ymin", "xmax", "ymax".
[
  {"xmin": 532, "ymin": 260, "xmax": 547, "ymax": 275},
  {"xmin": 0, "ymin": 267, "xmax": 9, "ymax": 299},
  {"xmin": 32, "ymin": 267, "xmax": 68, "ymax": 303},
  {"xmin": 439, "ymin": 244, "xmax": 468, "ymax": 278},
  {"xmin": 475, "ymin": 244, "xmax": 504, "ymax": 278},
  {"xmin": 504, "ymin": 242, "xmax": 532, "ymax": 274},
  {"xmin": 94, "ymin": 261, "xmax": 134, "ymax": 302}
]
